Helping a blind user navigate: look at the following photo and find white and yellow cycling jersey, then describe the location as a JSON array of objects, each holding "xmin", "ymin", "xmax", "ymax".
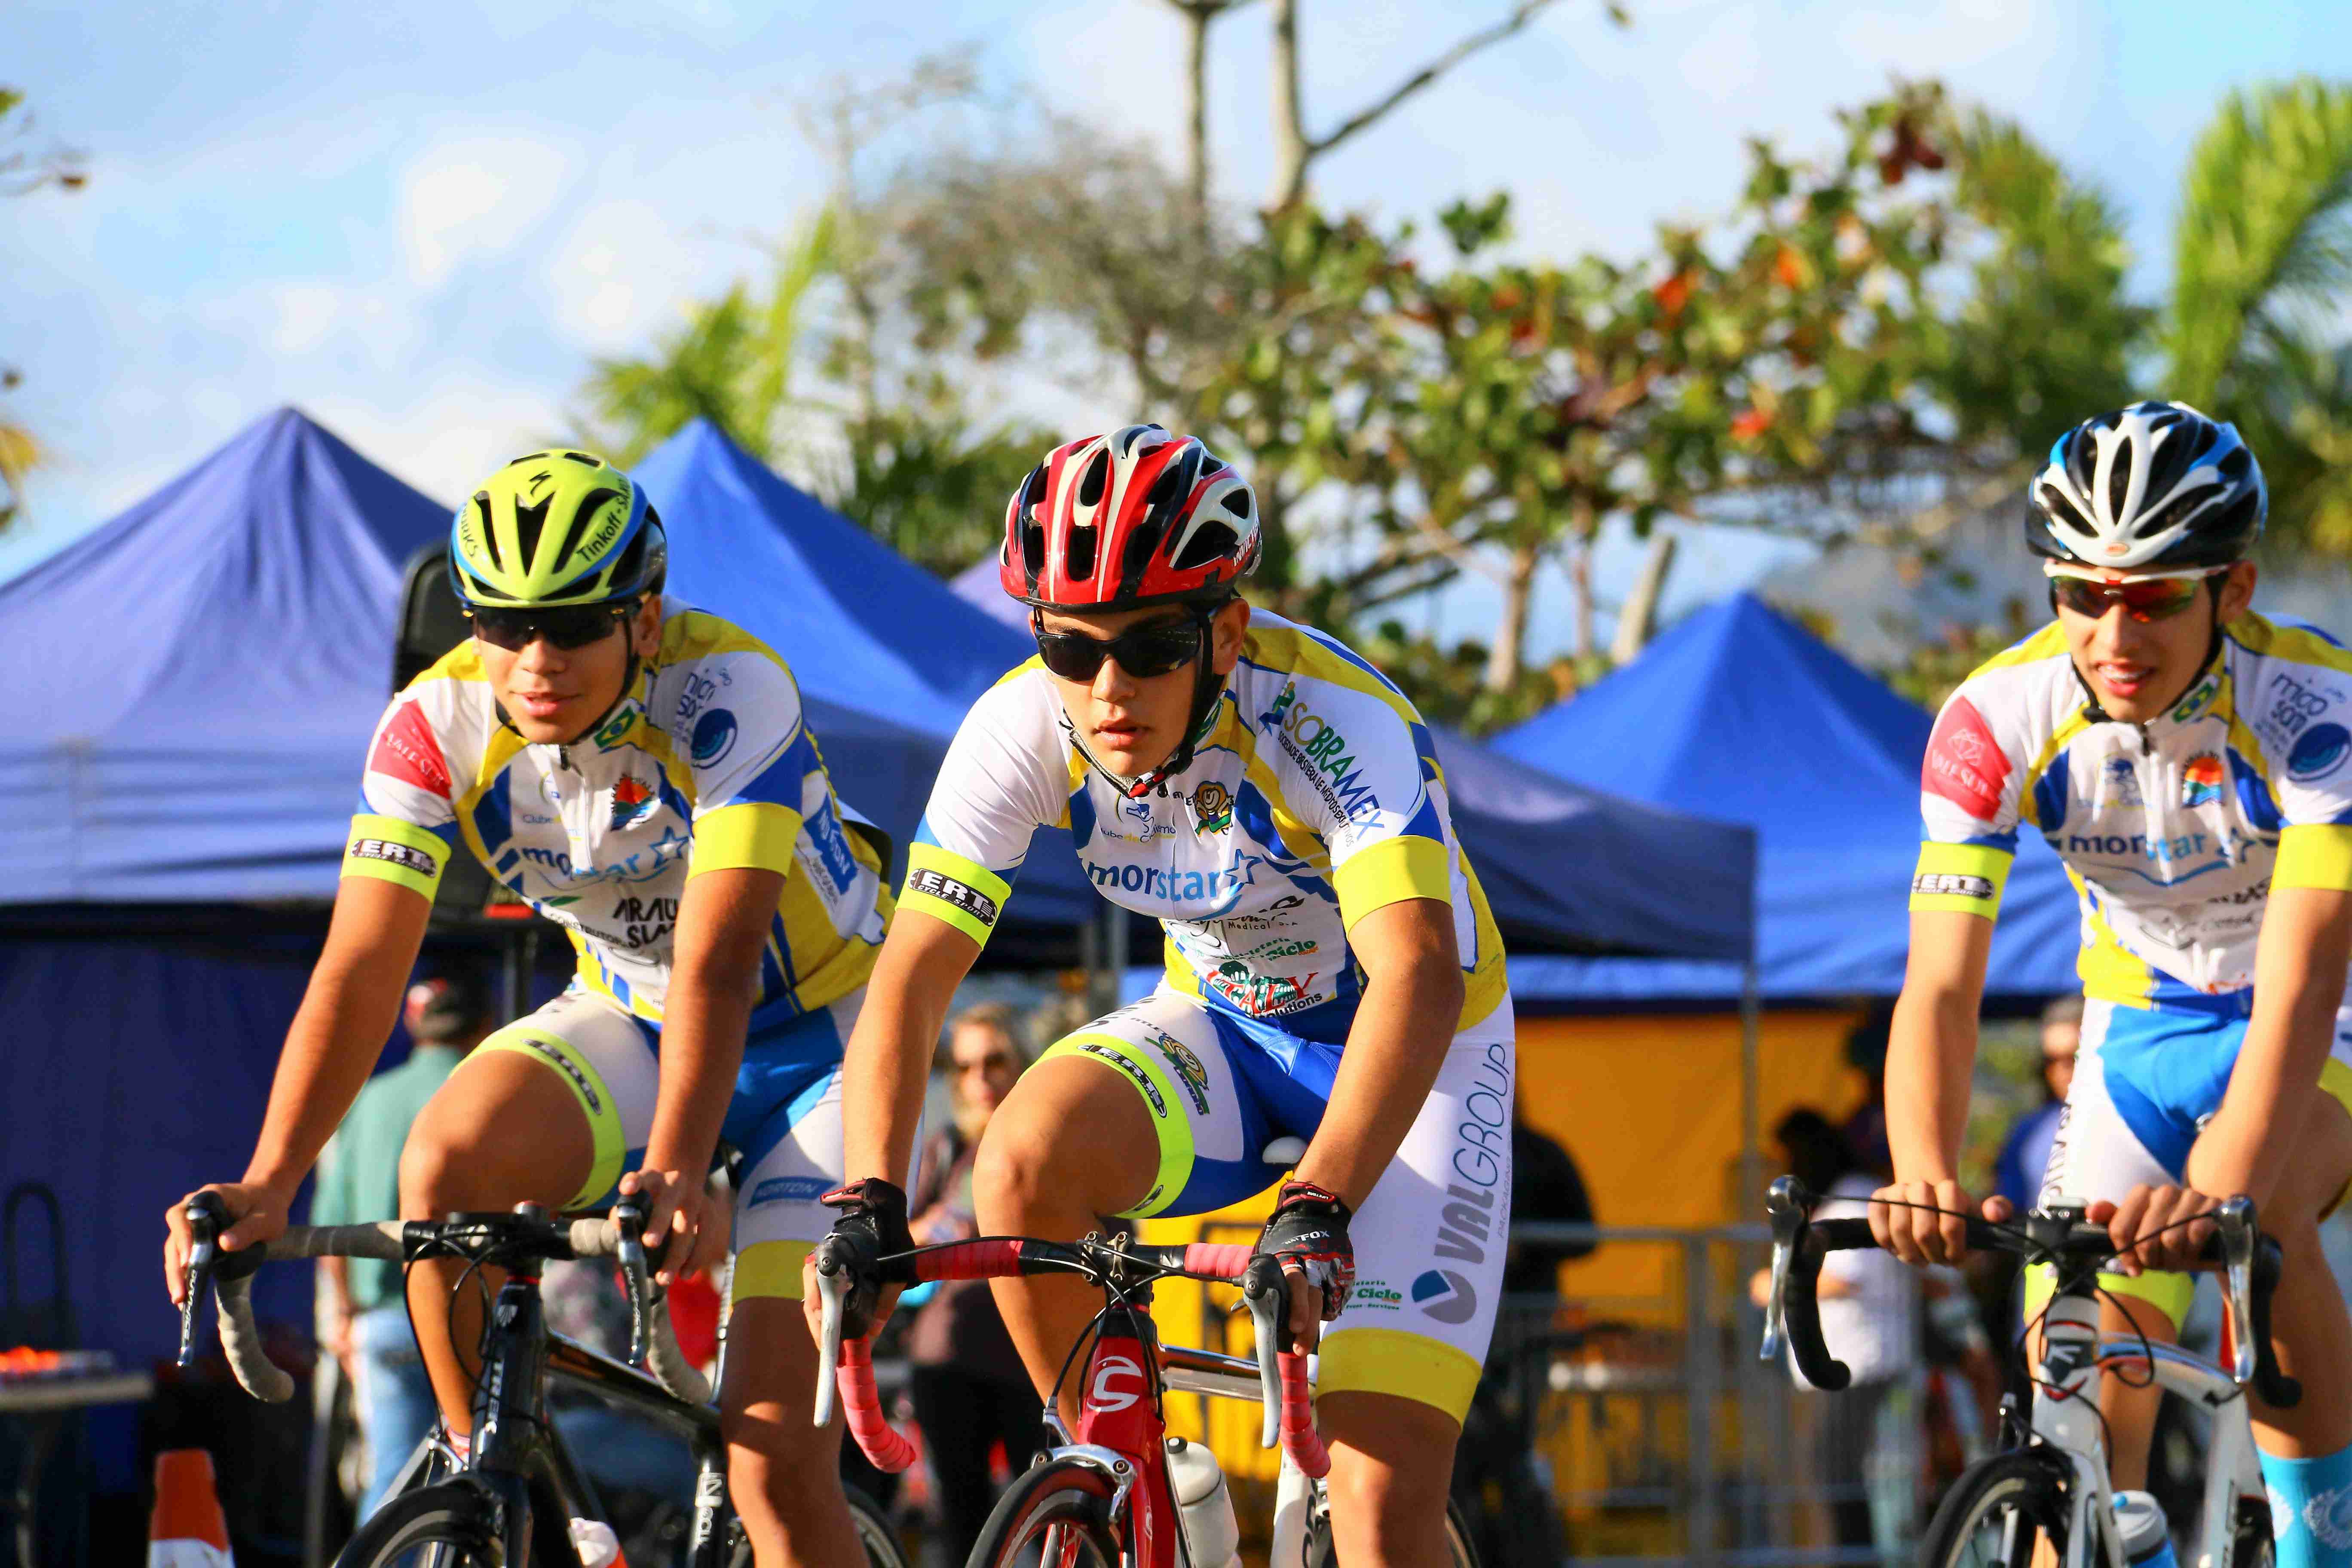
[
  {"xmin": 900, "ymin": 611, "xmax": 1507, "ymax": 1044},
  {"xmin": 342, "ymin": 598, "xmax": 890, "ymax": 1028},
  {"xmin": 1911, "ymin": 611, "xmax": 2352, "ymax": 1003}
]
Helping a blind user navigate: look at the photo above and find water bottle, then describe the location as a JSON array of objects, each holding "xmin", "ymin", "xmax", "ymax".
[
  {"xmin": 2114, "ymin": 1490, "xmax": 2177, "ymax": 1568},
  {"xmin": 1165, "ymin": 1436, "xmax": 1240, "ymax": 1568}
]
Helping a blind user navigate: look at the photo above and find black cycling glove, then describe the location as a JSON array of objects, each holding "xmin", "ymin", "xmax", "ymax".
[
  {"xmin": 1255, "ymin": 1179, "xmax": 1356, "ymax": 1322},
  {"xmin": 816, "ymin": 1177, "xmax": 918, "ymax": 1339}
]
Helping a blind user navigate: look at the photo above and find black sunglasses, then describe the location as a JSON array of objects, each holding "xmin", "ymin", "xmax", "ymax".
[
  {"xmin": 1032, "ymin": 613, "xmax": 1205, "ymax": 682},
  {"xmin": 469, "ymin": 600, "xmax": 634, "ymax": 652}
]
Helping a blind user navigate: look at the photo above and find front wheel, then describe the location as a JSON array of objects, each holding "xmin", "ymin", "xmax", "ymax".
[
  {"xmin": 966, "ymin": 1459, "xmax": 1124, "ymax": 1568},
  {"xmin": 333, "ymin": 1481, "xmax": 502, "ymax": 1567},
  {"xmin": 1918, "ymin": 1449, "xmax": 2075, "ymax": 1568}
]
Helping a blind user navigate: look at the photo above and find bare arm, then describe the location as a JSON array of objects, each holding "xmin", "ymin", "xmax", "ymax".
[
  {"xmin": 163, "ymin": 874, "xmax": 429, "ymax": 1299},
  {"xmin": 842, "ymin": 909, "xmax": 982, "ymax": 1187},
  {"xmin": 2192, "ymin": 885, "xmax": 2352, "ymax": 1207},
  {"xmin": 1294, "ymin": 897, "xmax": 1464, "ymax": 1209},
  {"xmin": 629, "ymin": 864, "xmax": 784, "ymax": 1280},
  {"xmin": 1872, "ymin": 907, "xmax": 1997, "ymax": 1264}
]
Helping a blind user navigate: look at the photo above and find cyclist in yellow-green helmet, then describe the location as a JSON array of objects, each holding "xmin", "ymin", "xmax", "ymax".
[{"xmin": 168, "ymin": 449, "xmax": 895, "ymax": 1564}]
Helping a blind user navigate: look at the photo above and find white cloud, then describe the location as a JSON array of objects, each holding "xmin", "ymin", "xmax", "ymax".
[
  {"xmin": 401, "ymin": 134, "xmax": 574, "ymax": 285},
  {"xmin": 311, "ymin": 371, "xmax": 568, "ymax": 504},
  {"xmin": 544, "ymin": 198, "xmax": 705, "ymax": 354}
]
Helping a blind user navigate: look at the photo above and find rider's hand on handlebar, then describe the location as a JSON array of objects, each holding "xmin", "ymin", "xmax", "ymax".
[
  {"xmin": 163, "ymin": 1182, "xmax": 290, "ymax": 1306},
  {"xmin": 1255, "ymin": 1181, "xmax": 1356, "ymax": 1352},
  {"xmin": 1867, "ymin": 1178, "xmax": 2010, "ymax": 1266},
  {"xmin": 808, "ymin": 1179, "xmax": 917, "ymax": 1344},
  {"xmin": 617, "ymin": 1167, "xmax": 727, "ymax": 1287},
  {"xmin": 2093, "ymin": 1184, "xmax": 2222, "ymax": 1275}
]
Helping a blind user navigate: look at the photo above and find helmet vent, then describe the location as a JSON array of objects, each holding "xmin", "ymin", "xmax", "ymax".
[
  {"xmin": 512, "ymin": 496, "xmax": 553, "ymax": 564},
  {"xmin": 1222, "ymin": 490, "xmax": 1252, "ymax": 520},
  {"xmin": 561, "ymin": 451, "xmax": 599, "ymax": 466},
  {"xmin": 471, "ymin": 493, "xmax": 503, "ymax": 571},
  {"xmin": 1121, "ymin": 510, "xmax": 1168, "ymax": 583},
  {"xmin": 1170, "ymin": 520, "xmax": 1238, "ymax": 571},
  {"xmin": 1066, "ymin": 522, "xmax": 1099, "ymax": 582},
  {"xmin": 1077, "ymin": 449, "xmax": 1111, "ymax": 510},
  {"xmin": 2105, "ymin": 452, "xmax": 2131, "ymax": 521},
  {"xmin": 1022, "ymin": 519, "xmax": 1047, "ymax": 581}
]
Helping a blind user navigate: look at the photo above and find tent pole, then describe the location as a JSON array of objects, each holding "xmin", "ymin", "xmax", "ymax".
[{"xmin": 1739, "ymin": 961, "xmax": 1762, "ymax": 1203}]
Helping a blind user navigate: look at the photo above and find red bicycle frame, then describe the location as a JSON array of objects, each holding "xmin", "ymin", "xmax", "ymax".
[{"xmin": 824, "ymin": 1236, "xmax": 1328, "ymax": 1567}]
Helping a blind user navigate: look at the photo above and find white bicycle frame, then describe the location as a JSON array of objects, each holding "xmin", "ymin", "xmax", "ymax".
[
  {"xmin": 1158, "ymin": 1344, "xmax": 1329, "ymax": 1567},
  {"xmin": 2032, "ymin": 1292, "xmax": 2264, "ymax": 1568}
]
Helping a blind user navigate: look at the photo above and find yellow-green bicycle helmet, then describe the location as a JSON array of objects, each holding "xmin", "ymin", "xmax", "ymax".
[{"xmin": 448, "ymin": 449, "xmax": 668, "ymax": 609}]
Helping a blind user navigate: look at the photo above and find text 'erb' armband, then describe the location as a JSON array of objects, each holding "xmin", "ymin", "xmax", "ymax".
[
  {"xmin": 1908, "ymin": 841, "xmax": 2011, "ymax": 918},
  {"xmin": 900, "ymin": 843, "xmax": 1011, "ymax": 947},
  {"xmin": 342, "ymin": 813, "xmax": 449, "ymax": 898}
]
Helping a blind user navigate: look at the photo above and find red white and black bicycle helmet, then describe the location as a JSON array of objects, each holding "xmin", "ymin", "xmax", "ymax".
[
  {"xmin": 1001, "ymin": 424, "xmax": 1260, "ymax": 611},
  {"xmin": 2027, "ymin": 400, "xmax": 2266, "ymax": 571}
]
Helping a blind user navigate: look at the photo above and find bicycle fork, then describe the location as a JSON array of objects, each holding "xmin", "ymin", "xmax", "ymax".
[{"xmin": 2034, "ymin": 1286, "xmax": 2127, "ymax": 1568}]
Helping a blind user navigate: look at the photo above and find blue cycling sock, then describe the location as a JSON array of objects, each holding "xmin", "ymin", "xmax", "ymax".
[{"xmin": 2262, "ymin": 1443, "xmax": 2352, "ymax": 1568}]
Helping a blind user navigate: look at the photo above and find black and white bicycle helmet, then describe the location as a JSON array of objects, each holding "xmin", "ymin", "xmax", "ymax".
[{"xmin": 2026, "ymin": 400, "xmax": 2266, "ymax": 571}]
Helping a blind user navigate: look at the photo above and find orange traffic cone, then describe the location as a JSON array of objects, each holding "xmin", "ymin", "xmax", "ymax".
[{"xmin": 148, "ymin": 1449, "xmax": 233, "ymax": 1566}]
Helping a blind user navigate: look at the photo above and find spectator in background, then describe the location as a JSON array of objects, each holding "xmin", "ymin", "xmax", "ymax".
[
  {"xmin": 906, "ymin": 1003, "xmax": 1048, "ymax": 1566},
  {"xmin": 1753, "ymin": 1108, "xmax": 1913, "ymax": 1556},
  {"xmin": 1841, "ymin": 1004, "xmax": 1896, "ymax": 1179},
  {"xmin": 1993, "ymin": 995, "xmax": 2082, "ymax": 1212},
  {"xmin": 312, "ymin": 968, "xmax": 491, "ymax": 1518},
  {"xmin": 1504, "ymin": 1114, "xmax": 1596, "ymax": 1294}
]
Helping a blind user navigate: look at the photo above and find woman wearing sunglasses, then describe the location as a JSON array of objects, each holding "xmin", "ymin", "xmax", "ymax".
[
  {"xmin": 1869, "ymin": 401, "xmax": 2352, "ymax": 1567},
  {"xmin": 163, "ymin": 450, "xmax": 894, "ymax": 1566},
  {"xmin": 815, "ymin": 424, "xmax": 1512, "ymax": 1568}
]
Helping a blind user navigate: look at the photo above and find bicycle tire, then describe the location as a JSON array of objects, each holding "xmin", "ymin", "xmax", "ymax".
[
  {"xmin": 721, "ymin": 1486, "xmax": 910, "ymax": 1568},
  {"xmin": 2233, "ymin": 1494, "xmax": 2276, "ymax": 1568},
  {"xmin": 965, "ymin": 1458, "xmax": 1124, "ymax": 1568},
  {"xmin": 334, "ymin": 1480, "xmax": 502, "ymax": 1567},
  {"xmin": 1917, "ymin": 1448, "xmax": 2075, "ymax": 1568},
  {"xmin": 1305, "ymin": 1497, "xmax": 1482, "ymax": 1568}
]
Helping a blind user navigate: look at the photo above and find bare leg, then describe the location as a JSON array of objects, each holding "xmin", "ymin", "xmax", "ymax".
[
  {"xmin": 969, "ymin": 1055, "xmax": 1158, "ymax": 1425},
  {"xmin": 2239, "ymin": 1090, "xmax": 2352, "ymax": 1457},
  {"xmin": 1321, "ymin": 1391, "xmax": 1461, "ymax": 1568},
  {"xmin": 397, "ymin": 1049, "xmax": 593, "ymax": 1434},
  {"xmin": 723, "ymin": 1297, "xmax": 864, "ymax": 1568}
]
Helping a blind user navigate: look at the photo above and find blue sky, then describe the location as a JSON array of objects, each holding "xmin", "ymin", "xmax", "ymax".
[{"xmin": 10, "ymin": 0, "xmax": 2352, "ymax": 649}]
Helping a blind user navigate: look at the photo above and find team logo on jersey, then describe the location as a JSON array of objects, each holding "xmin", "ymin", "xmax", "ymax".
[
  {"xmin": 1412, "ymin": 1268, "xmax": 1478, "ymax": 1325},
  {"xmin": 2103, "ymin": 755, "xmax": 2142, "ymax": 806},
  {"xmin": 370, "ymin": 701, "xmax": 451, "ymax": 797},
  {"xmin": 1145, "ymin": 1030, "xmax": 1211, "ymax": 1113},
  {"xmin": 591, "ymin": 705, "xmax": 635, "ymax": 752},
  {"xmin": 2181, "ymin": 752, "xmax": 2225, "ymax": 807},
  {"xmin": 2291, "ymin": 723, "xmax": 2352, "ymax": 782},
  {"xmin": 690, "ymin": 707, "xmax": 738, "ymax": 767},
  {"xmin": 1189, "ymin": 780, "xmax": 1233, "ymax": 834},
  {"xmin": 609, "ymin": 775, "xmax": 655, "ymax": 829},
  {"xmin": 1924, "ymin": 696, "xmax": 2009, "ymax": 819}
]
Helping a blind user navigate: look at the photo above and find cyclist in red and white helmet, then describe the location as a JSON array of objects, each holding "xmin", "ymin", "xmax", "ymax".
[{"xmin": 819, "ymin": 424, "xmax": 1515, "ymax": 1565}]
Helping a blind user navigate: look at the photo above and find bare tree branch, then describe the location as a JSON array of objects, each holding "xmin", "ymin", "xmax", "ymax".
[{"xmin": 1271, "ymin": 0, "xmax": 1566, "ymax": 208}]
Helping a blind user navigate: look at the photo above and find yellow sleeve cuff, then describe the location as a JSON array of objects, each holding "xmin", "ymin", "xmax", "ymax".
[
  {"xmin": 341, "ymin": 814, "xmax": 448, "ymax": 898},
  {"xmin": 900, "ymin": 842, "xmax": 1011, "ymax": 947},
  {"xmin": 691, "ymin": 802, "xmax": 803, "ymax": 878},
  {"xmin": 2275, "ymin": 824, "xmax": 2352, "ymax": 892},
  {"xmin": 1333, "ymin": 835, "xmax": 1452, "ymax": 931},
  {"xmin": 1909, "ymin": 841, "xmax": 2012, "ymax": 917}
]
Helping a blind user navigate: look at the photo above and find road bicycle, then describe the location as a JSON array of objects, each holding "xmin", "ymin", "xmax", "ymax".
[
  {"xmin": 180, "ymin": 1191, "xmax": 907, "ymax": 1568},
  {"xmin": 812, "ymin": 1229, "xmax": 1480, "ymax": 1568},
  {"xmin": 1761, "ymin": 1177, "xmax": 2297, "ymax": 1568}
]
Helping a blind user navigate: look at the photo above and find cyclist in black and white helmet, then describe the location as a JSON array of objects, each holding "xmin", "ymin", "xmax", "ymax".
[{"xmin": 1871, "ymin": 396, "xmax": 2352, "ymax": 1564}]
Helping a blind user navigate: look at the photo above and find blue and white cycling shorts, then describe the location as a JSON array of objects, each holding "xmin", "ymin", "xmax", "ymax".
[
  {"xmin": 476, "ymin": 984, "xmax": 870, "ymax": 1305},
  {"xmin": 2034, "ymin": 992, "xmax": 2352, "ymax": 1323},
  {"xmin": 1036, "ymin": 985, "xmax": 1517, "ymax": 1425}
]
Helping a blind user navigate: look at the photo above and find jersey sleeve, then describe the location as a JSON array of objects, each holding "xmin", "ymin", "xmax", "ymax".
[
  {"xmin": 1262, "ymin": 673, "xmax": 1455, "ymax": 931},
  {"xmin": 344, "ymin": 693, "xmax": 460, "ymax": 899},
  {"xmin": 674, "ymin": 647, "xmax": 817, "ymax": 880},
  {"xmin": 2259, "ymin": 658, "xmax": 2352, "ymax": 891},
  {"xmin": 1911, "ymin": 681, "xmax": 2030, "ymax": 920},
  {"xmin": 900, "ymin": 673, "xmax": 1067, "ymax": 948}
]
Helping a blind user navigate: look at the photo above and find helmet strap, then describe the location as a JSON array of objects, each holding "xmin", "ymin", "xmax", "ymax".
[{"xmin": 1063, "ymin": 611, "xmax": 1228, "ymax": 800}]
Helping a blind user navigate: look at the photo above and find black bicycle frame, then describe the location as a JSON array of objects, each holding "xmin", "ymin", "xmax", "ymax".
[{"xmin": 381, "ymin": 1269, "xmax": 737, "ymax": 1568}]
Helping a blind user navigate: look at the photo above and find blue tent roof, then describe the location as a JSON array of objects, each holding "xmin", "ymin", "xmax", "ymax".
[
  {"xmin": 641, "ymin": 422, "xmax": 1754, "ymax": 959},
  {"xmin": 1493, "ymin": 592, "xmax": 2078, "ymax": 999},
  {"xmin": 0, "ymin": 408, "xmax": 450, "ymax": 901}
]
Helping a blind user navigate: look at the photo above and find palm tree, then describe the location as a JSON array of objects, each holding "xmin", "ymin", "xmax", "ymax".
[
  {"xmin": 2167, "ymin": 78, "xmax": 2352, "ymax": 552},
  {"xmin": 578, "ymin": 207, "xmax": 835, "ymax": 465}
]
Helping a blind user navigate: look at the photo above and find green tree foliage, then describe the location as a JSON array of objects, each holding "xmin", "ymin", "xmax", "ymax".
[{"xmin": 2, "ymin": 87, "xmax": 85, "ymax": 531}]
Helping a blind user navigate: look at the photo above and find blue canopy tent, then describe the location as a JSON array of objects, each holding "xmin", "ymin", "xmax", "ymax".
[{"xmin": 1491, "ymin": 591, "xmax": 2080, "ymax": 1003}]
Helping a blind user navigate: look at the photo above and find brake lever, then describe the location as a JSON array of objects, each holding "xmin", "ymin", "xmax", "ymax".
[
  {"xmin": 1759, "ymin": 1176, "xmax": 1810, "ymax": 1363},
  {"xmin": 1243, "ymin": 1256, "xmax": 1287, "ymax": 1449},
  {"xmin": 612, "ymin": 1194, "xmax": 653, "ymax": 1367},
  {"xmin": 178, "ymin": 1193, "xmax": 227, "ymax": 1368},
  {"xmin": 812, "ymin": 1243, "xmax": 847, "ymax": 1430},
  {"xmin": 2217, "ymin": 1194, "xmax": 2259, "ymax": 1385}
]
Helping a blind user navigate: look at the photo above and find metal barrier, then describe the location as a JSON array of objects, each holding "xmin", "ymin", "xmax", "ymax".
[{"xmin": 1493, "ymin": 1221, "xmax": 1932, "ymax": 1568}]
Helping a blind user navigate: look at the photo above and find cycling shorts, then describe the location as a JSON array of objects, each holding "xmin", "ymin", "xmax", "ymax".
[
  {"xmin": 478, "ymin": 984, "xmax": 869, "ymax": 1305},
  {"xmin": 1037, "ymin": 986, "xmax": 1516, "ymax": 1425},
  {"xmin": 2032, "ymin": 992, "xmax": 2352, "ymax": 1324}
]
